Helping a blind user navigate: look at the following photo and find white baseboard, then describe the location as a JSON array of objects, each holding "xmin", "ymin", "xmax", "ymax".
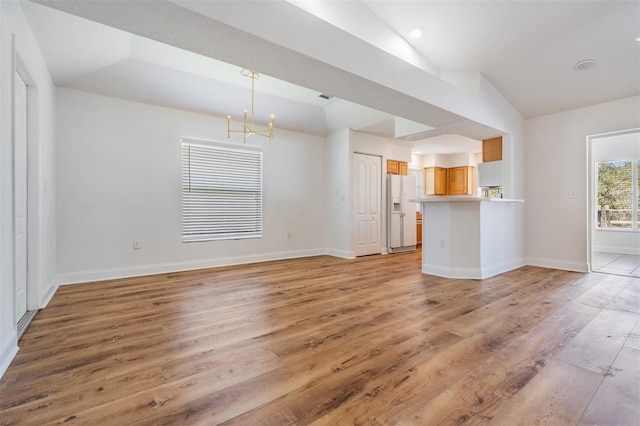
[
  {"xmin": 323, "ymin": 249, "xmax": 355, "ymax": 259},
  {"xmin": 525, "ymin": 257, "xmax": 589, "ymax": 273},
  {"xmin": 481, "ymin": 258, "xmax": 526, "ymax": 279},
  {"xmin": 592, "ymin": 245, "xmax": 640, "ymax": 256},
  {"xmin": 423, "ymin": 264, "xmax": 482, "ymax": 279},
  {"xmin": 423, "ymin": 258, "xmax": 526, "ymax": 280},
  {"xmin": 57, "ymin": 249, "xmax": 331, "ymax": 285},
  {"xmin": 40, "ymin": 277, "xmax": 59, "ymax": 308},
  {"xmin": 0, "ymin": 332, "xmax": 18, "ymax": 380}
]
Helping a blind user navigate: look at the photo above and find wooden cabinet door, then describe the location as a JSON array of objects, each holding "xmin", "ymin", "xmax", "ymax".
[
  {"xmin": 387, "ymin": 159, "xmax": 408, "ymax": 175},
  {"xmin": 424, "ymin": 167, "xmax": 435, "ymax": 194},
  {"xmin": 387, "ymin": 159, "xmax": 399, "ymax": 175},
  {"xmin": 448, "ymin": 166, "xmax": 468, "ymax": 195},
  {"xmin": 425, "ymin": 167, "xmax": 448, "ymax": 195},
  {"xmin": 435, "ymin": 167, "xmax": 447, "ymax": 195},
  {"xmin": 483, "ymin": 137, "xmax": 502, "ymax": 162}
]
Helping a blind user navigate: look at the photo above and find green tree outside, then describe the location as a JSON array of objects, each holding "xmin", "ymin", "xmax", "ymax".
[{"xmin": 597, "ymin": 160, "xmax": 632, "ymax": 228}]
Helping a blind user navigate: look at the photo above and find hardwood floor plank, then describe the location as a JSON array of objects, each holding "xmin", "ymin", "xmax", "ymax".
[
  {"xmin": 578, "ymin": 346, "xmax": 640, "ymax": 426},
  {"xmin": 1, "ymin": 252, "xmax": 638, "ymax": 425},
  {"xmin": 605, "ymin": 278, "xmax": 640, "ymax": 314},
  {"xmin": 557, "ymin": 274, "xmax": 633, "ymax": 317},
  {"xmin": 481, "ymin": 359, "xmax": 603, "ymax": 426},
  {"xmin": 555, "ymin": 308, "xmax": 639, "ymax": 374},
  {"xmin": 223, "ymin": 329, "xmax": 462, "ymax": 425},
  {"xmin": 392, "ymin": 307, "xmax": 596, "ymax": 425},
  {"xmin": 626, "ymin": 319, "xmax": 640, "ymax": 351},
  {"xmin": 310, "ymin": 331, "xmax": 511, "ymax": 425},
  {"xmin": 473, "ymin": 308, "xmax": 596, "ymax": 397}
]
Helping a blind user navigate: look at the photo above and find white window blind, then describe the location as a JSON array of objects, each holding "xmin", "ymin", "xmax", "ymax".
[{"xmin": 181, "ymin": 139, "xmax": 263, "ymax": 241}]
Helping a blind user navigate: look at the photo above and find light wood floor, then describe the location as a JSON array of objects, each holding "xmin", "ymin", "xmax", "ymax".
[{"xmin": 1, "ymin": 252, "xmax": 639, "ymax": 425}]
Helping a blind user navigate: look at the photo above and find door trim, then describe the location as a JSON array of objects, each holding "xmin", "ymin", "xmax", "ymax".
[
  {"xmin": 14, "ymin": 57, "xmax": 39, "ymax": 336},
  {"xmin": 586, "ymin": 127, "xmax": 640, "ymax": 272}
]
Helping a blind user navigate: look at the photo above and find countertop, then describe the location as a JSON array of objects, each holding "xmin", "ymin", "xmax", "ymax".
[{"xmin": 410, "ymin": 196, "xmax": 524, "ymax": 204}]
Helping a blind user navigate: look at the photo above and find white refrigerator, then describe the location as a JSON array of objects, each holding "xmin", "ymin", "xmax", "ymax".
[{"xmin": 387, "ymin": 174, "xmax": 417, "ymax": 253}]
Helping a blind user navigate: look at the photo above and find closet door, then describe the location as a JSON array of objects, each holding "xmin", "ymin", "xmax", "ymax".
[
  {"xmin": 14, "ymin": 70, "xmax": 28, "ymax": 323},
  {"xmin": 354, "ymin": 153, "xmax": 381, "ymax": 256}
]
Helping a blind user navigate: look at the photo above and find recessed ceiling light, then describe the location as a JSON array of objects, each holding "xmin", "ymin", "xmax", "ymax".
[
  {"xmin": 636, "ymin": 36, "xmax": 640, "ymax": 41},
  {"xmin": 408, "ymin": 27, "xmax": 425, "ymax": 40},
  {"xmin": 575, "ymin": 59, "xmax": 596, "ymax": 71}
]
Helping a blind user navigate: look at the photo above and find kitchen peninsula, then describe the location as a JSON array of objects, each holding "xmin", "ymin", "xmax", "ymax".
[{"xmin": 412, "ymin": 196, "xmax": 525, "ymax": 279}]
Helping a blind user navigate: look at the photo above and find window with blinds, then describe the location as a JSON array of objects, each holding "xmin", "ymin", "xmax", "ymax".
[{"xmin": 181, "ymin": 139, "xmax": 263, "ymax": 241}]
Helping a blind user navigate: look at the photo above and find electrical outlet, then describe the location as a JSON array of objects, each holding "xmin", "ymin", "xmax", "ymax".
[
  {"xmin": 567, "ymin": 192, "xmax": 577, "ymax": 199},
  {"xmin": 287, "ymin": 232, "xmax": 292, "ymax": 239},
  {"xmin": 440, "ymin": 240, "xmax": 446, "ymax": 248},
  {"xmin": 133, "ymin": 239, "xmax": 142, "ymax": 249}
]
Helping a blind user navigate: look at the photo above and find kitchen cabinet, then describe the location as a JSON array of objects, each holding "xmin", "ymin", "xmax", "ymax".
[
  {"xmin": 447, "ymin": 166, "xmax": 475, "ymax": 195},
  {"xmin": 387, "ymin": 159, "xmax": 399, "ymax": 175},
  {"xmin": 483, "ymin": 137, "xmax": 502, "ymax": 162},
  {"xmin": 416, "ymin": 212, "xmax": 422, "ymax": 245},
  {"xmin": 387, "ymin": 159, "xmax": 408, "ymax": 175},
  {"xmin": 423, "ymin": 167, "xmax": 447, "ymax": 195}
]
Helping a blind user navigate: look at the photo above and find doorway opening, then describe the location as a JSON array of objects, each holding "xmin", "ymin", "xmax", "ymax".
[
  {"xmin": 14, "ymin": 67, "xmax": 37, "ymax": 339},
  {"xmin": 588, "ymin": 128, "xmax": 640, "ymax": 277}
]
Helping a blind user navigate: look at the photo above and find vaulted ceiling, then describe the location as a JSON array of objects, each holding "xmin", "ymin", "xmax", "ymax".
[{"xmin": 24, "ymin": 0, "xmax": 639, "ymax": 153}]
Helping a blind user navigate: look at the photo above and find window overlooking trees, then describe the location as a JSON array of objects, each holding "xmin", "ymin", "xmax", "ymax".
[{"xmin": 596, "ymin": 159, "xmax": 638, "ymax": 229}]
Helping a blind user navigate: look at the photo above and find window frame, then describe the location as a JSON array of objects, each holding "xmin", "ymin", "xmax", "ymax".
[{"xmin": 594, "ymin": 157, "xmax": 639, "ymax": 232}]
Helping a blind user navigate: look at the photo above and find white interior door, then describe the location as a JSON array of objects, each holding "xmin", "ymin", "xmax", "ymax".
[
  {"xmin": 354, "ymin": 153, "xmax": 381, "ymax": 256},
  {"xmin": 14, "ymin": 70, "xmax": 28, "ymax": 323}
]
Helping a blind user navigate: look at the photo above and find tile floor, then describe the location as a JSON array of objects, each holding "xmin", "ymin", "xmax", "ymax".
[{"xmin": 592, "ymin": 252, "xmax": 640, "ymax": 277}]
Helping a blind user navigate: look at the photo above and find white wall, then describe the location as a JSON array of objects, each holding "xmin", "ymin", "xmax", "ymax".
[
  {"xmin": 325, "ymin": 129, "xmax": 351, "ymax": 258},
  {"xmin": 408, "ymin": 153, "xmax": 425, "ymax": 170},
  {"xmin": 56, "ymin": 88, "xmax": 327, "ymax": 283},
  {"xmin": 0, "ymin": 1, "xmax": 57, "ymax": 378},
  {"xmin": 525, "ymin": 96, "xmax": 640, "ymax": 271},
  {"xmin": 591, "ymin": 130, "xmax": 640, "ymax": 255},
  {"xmin": 420, "ymin": 152, "xmax": 479, "ymax": 169}
]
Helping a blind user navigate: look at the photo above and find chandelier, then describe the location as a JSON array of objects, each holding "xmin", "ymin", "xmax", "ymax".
[{"xmin": 227, "ymin": 70, "xmax": 274, "ymax": 144}]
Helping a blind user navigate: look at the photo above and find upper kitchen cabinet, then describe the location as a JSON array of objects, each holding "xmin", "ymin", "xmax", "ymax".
[
  {"xmin": 448, "ymin": 166, "xmax": 475, "ymax": 195},
  {"xmin": 387, "ymin": 159, "xmax": 408, "ymax": 175},
  {"xmin": 482, "ymin": 137, "xmax": 502, "ymax": 162},
  {"xmin": 424, "ymin": 167, "xmax": 447, "ymax": 195}
]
